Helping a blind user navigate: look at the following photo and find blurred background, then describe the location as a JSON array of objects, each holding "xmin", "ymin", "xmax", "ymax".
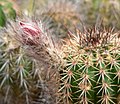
[{"xmin": 0, "ymin": 0, "xmax": 120, "ymax": 38}]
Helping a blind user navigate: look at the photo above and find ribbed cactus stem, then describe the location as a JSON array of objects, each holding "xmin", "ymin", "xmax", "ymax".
[{"xmin": 59, "ymin": 26, "xmax": 120, "ymax": 104}]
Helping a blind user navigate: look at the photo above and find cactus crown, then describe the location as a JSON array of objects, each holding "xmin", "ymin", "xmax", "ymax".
[{"xmin": 67, "ymin": 26, "xmax": 119, "ymax": 48}]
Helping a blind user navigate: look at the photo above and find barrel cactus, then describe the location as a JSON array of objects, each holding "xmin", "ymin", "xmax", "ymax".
[{"xmin": 58, "ymin": 27, "xmax": 120, "ymax": 104}]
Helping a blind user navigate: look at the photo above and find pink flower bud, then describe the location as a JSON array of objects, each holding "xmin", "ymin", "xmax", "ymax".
[
  {"xmin": 18, "ymin": 21, "xmax": 42, "ymax": 45},
  {"xmin": 19, "ymin": 21, "xmax": 41, "ymax": 36}
]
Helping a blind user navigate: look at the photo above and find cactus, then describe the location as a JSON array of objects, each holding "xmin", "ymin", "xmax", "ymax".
[
  {"xmin": 58, "ymin": 27, "xmax": 120, "ymax": 104},
  {"xmin": 0, "ymin": 20, "xmax": 62, "ymax": 104},
  {"xmin": 0, "ymin": 22, "xmax": 56, "ymax": 104}
]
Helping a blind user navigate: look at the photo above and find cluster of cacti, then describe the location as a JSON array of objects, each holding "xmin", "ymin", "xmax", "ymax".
[
  {"xmin": 0, "ymin": 17, "xmax": 120, "ymax": 104},
  {"xmin": 58, "ymin": 27, "xmax": 120, "ymax": 104},
  {"xmin": 12, "ymin": 19, "xmax": 120, "ymax": 104}
]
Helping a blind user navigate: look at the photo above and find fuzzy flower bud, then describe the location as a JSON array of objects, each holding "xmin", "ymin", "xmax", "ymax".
[
  {"xmin": 19, "ymin": 21, "xmax": 41, "ymax": 36},
  {"xmin": 19, "ymin": 21, "xmax": 42, "ymax": 45}
]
